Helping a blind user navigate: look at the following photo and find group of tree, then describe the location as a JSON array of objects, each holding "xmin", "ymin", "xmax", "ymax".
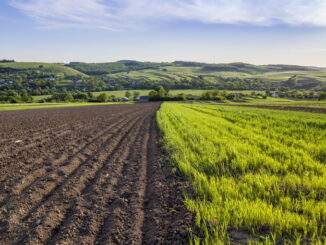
[
  {"xmin": 147, "ymin": 88, "xmax": 326, "ymax": 102},
  {"xmin": 148, "ymin": 86, "xmax": 189, "ymax": 101},
  {"xmin": 41, "ymin": 90, "xmax": 142, "ymax": 103},
  {"xmin": 147, "ymin": 87, "xmax": 241, "ymax": 101},
  {"xmin": 0, "ymin": 89, "xmax": 33, "ymax": 103},
  {"xmin": 40, "ymin": 90, "xmax": 115, "ymax": 103},
  {"xmin": 266, "ymin": 90, "xmax": 325, "ymax": 100},
  {"xmin": 0, "ymin": 59, "xmax": 15, "ymax": 63}
]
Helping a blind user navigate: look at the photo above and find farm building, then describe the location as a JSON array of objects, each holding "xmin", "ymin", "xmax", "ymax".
[{"xmin": 121, "ymin": 97, "xmax": 129, "ymax": 102}]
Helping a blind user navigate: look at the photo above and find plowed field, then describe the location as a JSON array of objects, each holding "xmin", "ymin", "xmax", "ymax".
[{"xmin": 0, "ymin": 103, "xmax": 191, "ymax": 245}]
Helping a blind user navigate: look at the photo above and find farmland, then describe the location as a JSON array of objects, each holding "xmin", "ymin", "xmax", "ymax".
[
  {"xmin": 157, "ymin": 103, "xmax": 326, "ymax": 244},
  {"xmin": 0, "ymin": 100, "xmax": 325, "ymax": 244},
  {"xmin": 0, "ymin": 103, "xmax": 191, "ymax": 244}
]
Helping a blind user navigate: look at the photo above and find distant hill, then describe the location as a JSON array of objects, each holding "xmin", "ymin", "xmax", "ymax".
[
  {"xmin": 66, "ymin": 60, "xmax": 170, "ymax": 75},
  {"xmin": 172, "ymin": 61, "xmax": 206, "ymax": 67},
  {"xmin": 99, "ymin": 61, "xmax": 326, "ymax": 90},
  {"xmin": 1, "ymin": 60, "xmax": 325, "ymax": 91},
  {"xmin": 199, "ymin": 63, "xmax": 320, "ymax": 74},
  {"xmin": 0, "ymin": 62, "xmax": 86, "ymax": 77}
]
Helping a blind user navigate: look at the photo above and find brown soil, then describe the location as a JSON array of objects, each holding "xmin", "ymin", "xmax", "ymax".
[{"xmin": 0, "ymin": 103, "xmax": 193, "ymax": 245}]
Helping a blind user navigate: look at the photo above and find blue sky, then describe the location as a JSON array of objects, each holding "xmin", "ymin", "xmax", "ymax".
[{"xmin": 1, "ymin": 0, "xmax": 326, "ymax": 66}]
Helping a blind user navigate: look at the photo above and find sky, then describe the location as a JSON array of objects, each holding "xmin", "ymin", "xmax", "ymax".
[{"xmin": 0, "ymin": 0, "xmax": 326, "ymax": 66}]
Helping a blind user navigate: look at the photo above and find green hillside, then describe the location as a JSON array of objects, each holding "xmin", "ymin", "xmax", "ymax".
[
  {"xmin": 66, "ymin": 60, "xmax": 170, "ymax": 75},
  {"xmin": 103, "ymin": 63, "xmax": 326, "ymax": 90},
  {"xmin": 1, "ymin": 61, "xmax": 326, "ymax": 94},
  {"xmin": 60, "ymin": 61, "xmax": 326, "ymax": 90},
  {"xmin": 0, "ymin": 62, "xmax": 86, "ymax": 77}
]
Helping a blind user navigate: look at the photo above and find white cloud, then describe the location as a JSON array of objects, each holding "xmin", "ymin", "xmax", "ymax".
[{"xmin": 9, "ymin": 0, "xmax": 326, "ymax": 30}]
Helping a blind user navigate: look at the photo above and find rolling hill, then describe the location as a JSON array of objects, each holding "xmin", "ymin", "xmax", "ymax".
[
  {"xmin": 0, "ymin": 62, "xmax": 86, "ymax": 77},
  {"xmin": 66, "ymin": 60, "xmax": 170, "ymax": 75},
  {"xmin": 1, "ymin": 60, "xmax": 325, "ymax": 91},
  {"xmin": 92, "ymin": 61, "xmax": 326, "ymax": 90}
]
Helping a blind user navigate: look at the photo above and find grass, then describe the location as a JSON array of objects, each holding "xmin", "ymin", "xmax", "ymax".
[
  {"xmin": 157, "ymin": 102, "xmax": 326, "ymax": 244},
  {"xmin": 0, "ymin": 102, "xmax": 130, "ymax": 111},
  {"xmin": 0, "ymin": 62, "xmax": 85, "ymax": 77}
]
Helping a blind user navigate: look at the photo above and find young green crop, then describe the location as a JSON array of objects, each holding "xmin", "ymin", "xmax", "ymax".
[{"xmin": 157, "ymin": 102, "xmax": 326, "ymax": 244}]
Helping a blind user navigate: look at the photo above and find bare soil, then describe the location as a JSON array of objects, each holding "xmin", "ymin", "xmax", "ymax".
[{"xmin": 0, "ymin": 103, "xmax": 193, "ymax": 245}]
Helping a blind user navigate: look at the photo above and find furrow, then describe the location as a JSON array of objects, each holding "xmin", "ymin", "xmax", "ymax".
[
  {"xmin": 0, "ymin": 108, "xmax": 140, "ymax": 205},
  {"xmin": 10, "ymin": 108, "xmax": 141, "ymax": 196},
  {"xmin": 10, "ymin": 110, "xmax": 148, "ymax": 245},
  {"xmin": 93, "ymin": 110, "xmax": 153, "ymax": 245},
  {"xmin": 0, "ymin": 110, "xmax": 143, "ymax": 244},
  {"xmin": 45, "ymin": 112, "xmax": 152, "ymax": 245}
]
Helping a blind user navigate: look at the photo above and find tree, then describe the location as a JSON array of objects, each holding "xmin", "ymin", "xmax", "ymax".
[
  {"xmin": 87, "ymin": 92, "xmax": 94, "ymax": 99},
  {"xmin": 155, "ymin": 86, "xmax": 167, "ymax": 97},
  {"xmin": 285, "ymin": 75, "xmax": 297, "ymax": 87},
  {"xmin": 225, "ymin": 93, "xmax": 235, "ymax": 100},
  {"xmin": 133, "ymin": 91, "xmax": 140, "ymax": 100},
  {"xmin": 8, "ymin": 91, "xmax": 21, "ymax": 103},
  {"xmin": 200, "ymin": 91, "xmax": 212, "ymax": 100},
  {"xmin": 318, "ymin": 93, "xmax": 326, "ymax": 101},
  {"xmin": 64, "ymin": 92, "xmax": 73, "ymax": 102},
  {"xmin": 20, "ymin": 89, "xmax": 33, "ymax": 103},
  {"xmin": 148, "ymin": 90, "xmax": 158, "ymax": 100},
  {"xmin": 125, "ymin": 91, "xmax": 131, "ymax": 98},
  {"xmin": 97, "ymin": 93, "xmax": 108, "ymax": 102}
]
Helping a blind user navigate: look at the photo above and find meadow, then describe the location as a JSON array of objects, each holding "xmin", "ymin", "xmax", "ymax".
[{"xmin": 157, "ymin": 103, "xmax": 326, "ymax": 244}]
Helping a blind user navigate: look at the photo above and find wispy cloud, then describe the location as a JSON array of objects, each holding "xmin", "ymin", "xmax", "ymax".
[{"xmin": 9, "ymin": 0, "xmax": 326, "ymax": 30}]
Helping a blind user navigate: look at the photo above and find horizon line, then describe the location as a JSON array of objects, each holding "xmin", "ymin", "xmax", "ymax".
[{"xmin": 2, "ymin": 59, "xmax": 326, "ymax": 68}]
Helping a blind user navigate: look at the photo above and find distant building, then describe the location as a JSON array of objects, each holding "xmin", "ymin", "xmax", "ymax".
[
  {"xmin": 121, "ymin": 97, "xmax": 129, "ymax": 102},
  {"xmin": 271, "ymin": 93, "xmax": 279, "ymax": 98}
]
